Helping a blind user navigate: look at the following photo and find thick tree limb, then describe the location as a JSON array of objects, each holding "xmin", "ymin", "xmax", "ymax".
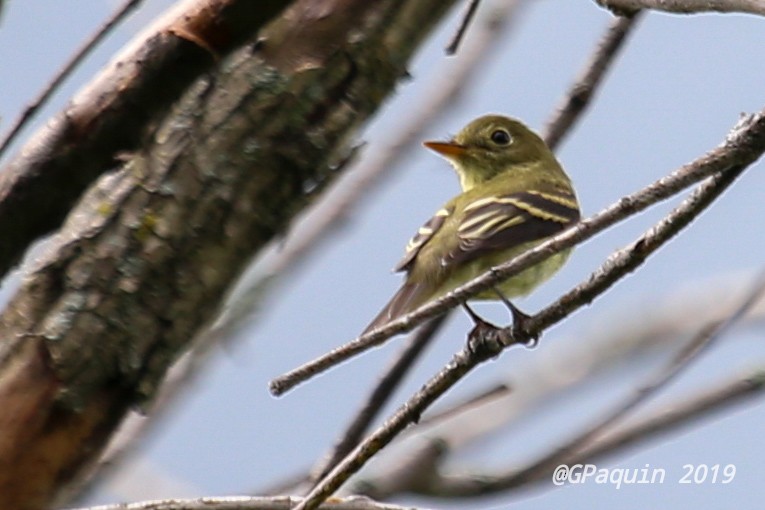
[
  {"xmin": 0, "ymin": 1, "xmax": 460, "ymax": 508},
  {"xmin": 47, "ymin": 3, "xmax": 530, "ymax": 501},
  {"xmin": 0, "ymin": 0, "xmax": 291, "ymax": 279}
]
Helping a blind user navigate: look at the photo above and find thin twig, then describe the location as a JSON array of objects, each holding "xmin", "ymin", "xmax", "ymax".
[
  {"xmin": 309, "ymin": 315, "xmax": 448, "ymax": 485},
  {"xmin": 222, "ymin": 0, "xmax": 525, "ymax": 340},
  {"xmin": 291, "ymin": 161, "xmax": 765, "ymax": 510},
  {"xmin": 52, "ymin": 3, "xmax": 528, "ymax": 500},
  {"xmin": 415, "ymin": 381, "xmax": 511, "ymax": 428},
  {"xmin": 595, "ymin": 0, "xmax": 765, "ymax": 16},
  {"xmin": 300, "ymin": 8, "xmax": 631, "ymax": 489},
  {"xmin": 524, "ymin": 164, "xmax": 747, "ymax": 338},
  {"xmin": 269, "ymin": 108, "xmax": 765, "ymax": 396},
  {"xmin": 364, "ymin": 366, "xmax": 765, "ymax": 497},
  {"xmin": 542, "ymin": 13, "xmax": 642, "ymax": 150},
  {"xmin": 445, "ymin": 0, "xmax": 483, "ymax": 55},
  {"xmin": 0, "ymin": 0, "xmax": 144, "ymax": 161},
  {"xmin": 579, "ymin": 369, "xmax": 765, "ymax": 462},
  {"xmin": 69, "ymin": 495, "xmax": 434, "ymax": 510},
  {"xmin": 474, "ymin": 269, "xmax": 765, "ymax": 491}
]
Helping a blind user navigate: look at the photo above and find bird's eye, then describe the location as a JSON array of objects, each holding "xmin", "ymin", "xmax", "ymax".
[{"xmin": 490, "ymin": 129, "xmax": 512, "ymax": 145}]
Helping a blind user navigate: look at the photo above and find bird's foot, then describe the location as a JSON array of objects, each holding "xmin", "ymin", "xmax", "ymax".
[
  {"xmin": 492, "ymin": 287, "xmax": 539, "ymax": 348},
  {"xmin": 462, "ymin": 304, "xmax": 507, "ymax": 358}
]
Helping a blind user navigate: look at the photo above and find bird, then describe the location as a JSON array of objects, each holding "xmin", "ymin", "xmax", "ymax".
[{"xmin": 362, "ymin": 114, "xmax": 580, "ymax": 336}]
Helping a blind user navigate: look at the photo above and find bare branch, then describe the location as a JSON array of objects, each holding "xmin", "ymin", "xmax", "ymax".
[
  {"xmin": 445, "ymin": 0, "xmax": 483, "ymax": 55},
  {"xmin": 580, "ymin": 369, "xmax": 765, "ymax": 462},
  {"xmin": 363, "ymin": 368, "xmax": 765, "ymax": 498},
  {"xmin": 596, "ymin": 0, "xmax": 765, "ymax": 16},
  {"xmin": 288, "ymin": 142, "xmax": 765, "ymax": 510},
  {"xmin": 542, "ymin": 13, "xmax": 642, "ymax": 150},
  {"xmin": 0, "ymin": 0, "xmax": 146, "ymax": 161},
  {"xmin": 427, "ymin": 272, "xmax": 765, "ymax": 496},
  {"xmin": 309, "ymin": 315, "xmax": 448, "ymax": 485},
  {"xmin": 0, "ymin": 0, "xmax": 291, "ymax": 279},
  {"xmin": 270, "ymin": 108, "xmax": 765, "ymax": 396},
  {"xmin": 69, "ymin": 495, "xmax": 433, "ymax": 510},
  {"xmin": 0, "ymin": 1, "xmax": 463, "ymax": 507},
  {"xmin": 346, "ymin": 274, "xmax": 765, "ymax": 498}
]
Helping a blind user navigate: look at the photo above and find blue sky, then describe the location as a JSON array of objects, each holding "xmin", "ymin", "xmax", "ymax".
[{"xmin": 2, "ymin": 1, "xmax": 765, "ymax": 509}]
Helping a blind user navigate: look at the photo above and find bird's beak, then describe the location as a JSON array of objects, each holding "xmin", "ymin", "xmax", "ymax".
[{"xmin": 423, "ymin": 140, "xmax": 467, "ymax": 158}]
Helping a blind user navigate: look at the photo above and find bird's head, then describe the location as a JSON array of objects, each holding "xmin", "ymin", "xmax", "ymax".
[{"xmin": 424, "ymin": 114, "xmax": 558, "ymax": 191}]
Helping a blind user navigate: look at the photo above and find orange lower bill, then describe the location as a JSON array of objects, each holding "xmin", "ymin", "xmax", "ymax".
[{"xmin": 423, "ymin": 140, "xmax": 467, "ymax": 157}]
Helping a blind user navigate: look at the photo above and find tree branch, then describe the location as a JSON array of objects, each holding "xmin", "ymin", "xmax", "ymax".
[
  {"xmin": 595, "ymin": 0, "xmax": 765, "ymax": 16},
  {"xmin": 579, "ymin": 368, "xmax": 765, "ymax": 463},
  {"xmin": 0, "ymin": 0, "xmax": 146, "ymax": 161},
  {"xmin": 431, "ymin": 272, "xmax": 765, "ymax": 495},
  {"xmin": 70, "ymin": 495, "xmax": 433, "ymax": 510},
  {"xmin": 296, "ymin": 267, "xmax": 765, "ymax": 509},
  {"xmin": 0, "ymin": 0, "xmax": 292, "ymax": 279},
  {"xmin": 445, "ymin": 0, "xmax": 483, "ymax": 55},
  {"xmin": 270, "ymin": 108, "xmax": 765, "ymax": 396},
  {"xmin": 359, "ymin": 367, "xmax": 765, "ymax": 498},
  {"xmin": 542, "ymin": 12, "xmax": 642, "ymax": 150},
  {"xmin": 0, "ymin": 1, "xmax": 461, "ymax": 508},
  {"xmin": 309, "ymin": 315, "xmax": 449, "ymax": 485}
]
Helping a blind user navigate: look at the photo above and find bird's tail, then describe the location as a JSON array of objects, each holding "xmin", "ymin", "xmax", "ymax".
[{"xmin": 361, "ymin": 281, "xmax": 430, "ymax": 336}]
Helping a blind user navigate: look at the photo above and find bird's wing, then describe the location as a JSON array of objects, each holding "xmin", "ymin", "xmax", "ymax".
[
  {"xmin": 445, "ymin": 189, "xmax": 580, "ymax": 267},
  {"xmin": 363, "ymin": 206, "xmax": 453, "ymax": 334},
  {"xmin": 361, "ymin": 279, "xmax": 431, "ymax": 335},
  {"xmin": 393, "ymin": 206, "xmax": 453, "ymax": 273}
]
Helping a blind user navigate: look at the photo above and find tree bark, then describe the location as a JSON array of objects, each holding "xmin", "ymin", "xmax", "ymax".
[
  {"xmin": 0, "ymin": 0, "xmax": 291, "ymax": 278},
  {"xmin": 0, "ymin": 0, "xmax": 458, "ymax": 507}
]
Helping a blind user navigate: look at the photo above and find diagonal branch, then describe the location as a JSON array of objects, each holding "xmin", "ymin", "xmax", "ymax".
[
  {"xmin": 0, "ymin": 1, "xmax": 463, "ymax": 507},
  {"xmin": 270, "ymin": 108, "xmax": 765, "ymax": 396},
  {"xmin": 458, "ymin": 269, "xmax": 765, "ymax": 493},
  {"xmin": 445, "ymin": 0, "xmax": 483, "ymax": 55},
  {"xmin": 595, "ymin": 0, "xmax": 765, "ymax": 16},
  {"xmin": 308, "ymin": 315, "xmax": 449, "ymax": 486},
  {"xmin": 578, "ymin": 368, "xmax": 765, "ymax": 464},
  {"xmin": 290, "ymin": 127, "xmax": 765, "ymax": 510},
  {"xmin": 0, "ymin": 0, "xmax": 146, "ymax": 161},
  {"xmin": 70, "ymin": 495, "xmax": 435, "ymax": 510},
  {"xmin": 363, "ymin": 335, "xmax": 765, "ymax": 498},
  {"xmin": 0, "ymin": 0, "xmax": 292, "ymax": 279},
  {"xmin": 542, "ymin": 12, "xmax": 642, "ymax": 150}
]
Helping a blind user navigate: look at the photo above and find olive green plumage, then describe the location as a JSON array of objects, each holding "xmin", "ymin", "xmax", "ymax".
[{"xmin": 363, "ymin": 114, "xmax": 580, "ymax": 334}]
